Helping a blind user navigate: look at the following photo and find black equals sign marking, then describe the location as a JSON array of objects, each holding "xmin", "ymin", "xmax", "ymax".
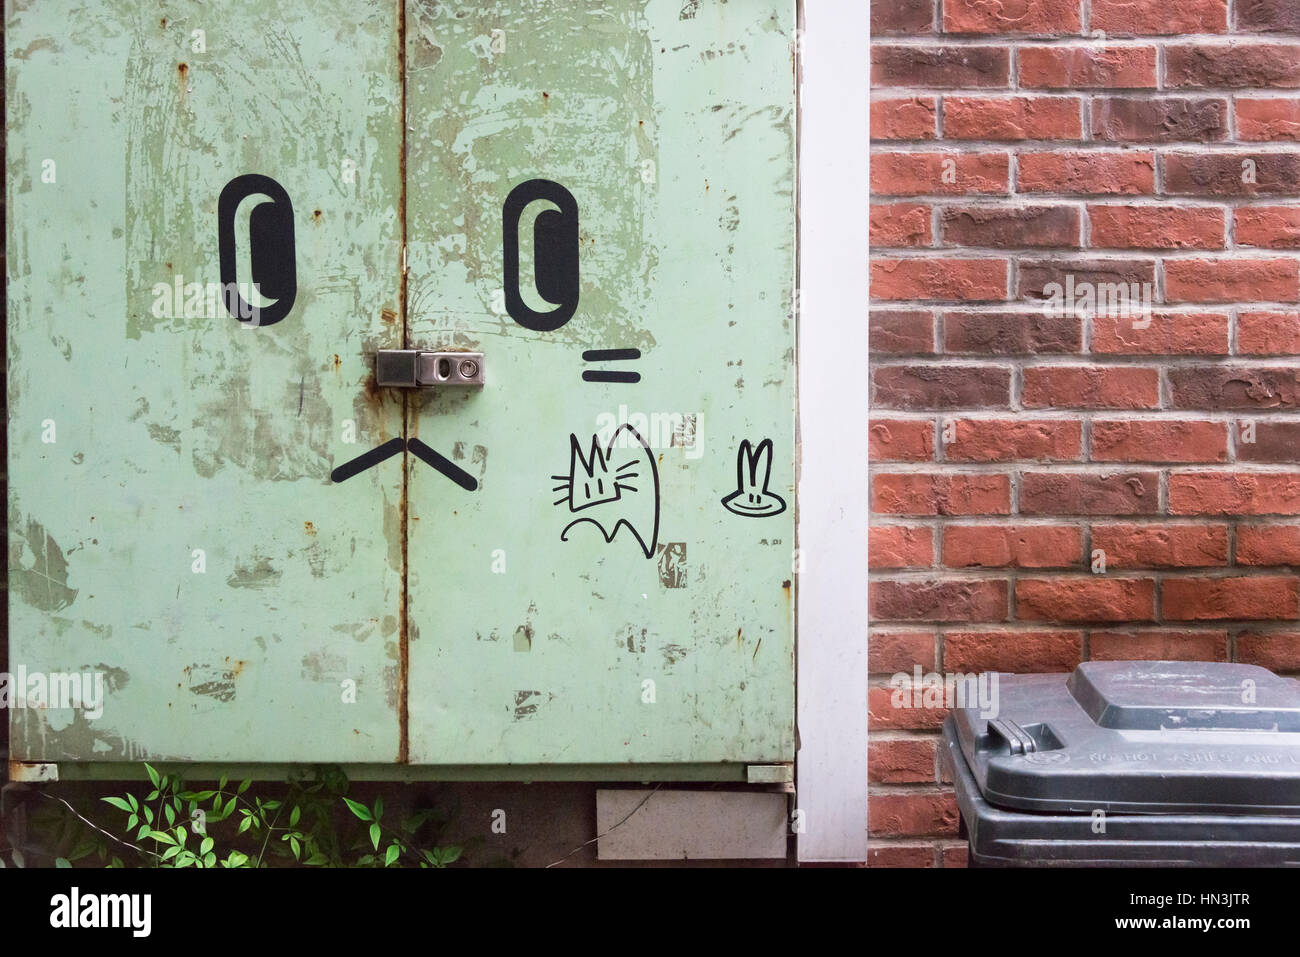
[{"xmin": 582, "ymin": 348, "xmax": 641, "ymax": 384}]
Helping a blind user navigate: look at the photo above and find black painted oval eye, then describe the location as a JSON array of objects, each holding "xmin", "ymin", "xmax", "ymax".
[
  {"xmin": 503, "ymin": 178, "xmax": 579, "ymax": 332},
  {"xmin": 218, "ymin": 173, "xmax": 297, "ymax": 326}
]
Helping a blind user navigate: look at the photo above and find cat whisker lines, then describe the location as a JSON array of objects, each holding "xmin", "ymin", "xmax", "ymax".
[{"xmin": 582, "ymin": 347, "xmax": 641, "ymax": 384}]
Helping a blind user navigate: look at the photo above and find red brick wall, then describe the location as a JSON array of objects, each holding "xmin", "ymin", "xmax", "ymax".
[{"xmin": 868, "ymin": 0, "xmax": 1300, "ymax": 867}]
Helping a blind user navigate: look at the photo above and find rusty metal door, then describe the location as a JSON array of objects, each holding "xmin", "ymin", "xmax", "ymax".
[
  {"xmin": 402, "ymin": 0, "xmax": 797, "ymax": 768},
  {"xmin": 6, "ymin": 1, "xmax": 405, "ymax": 764},
  {"xmin": 6, "ymin": 0, "xmax": 796, "ymax": 775}
]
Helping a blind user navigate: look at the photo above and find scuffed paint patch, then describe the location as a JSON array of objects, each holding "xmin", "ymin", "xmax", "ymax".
[
  {"xmin": 661, "ymin": 643, "xmax": 688, "ymax": 666},
  {"xmin": 147, "ymin": 422, "xmax": 181, "ymax": 452},
  {"xmin": 226, "ymin": 555, "xmax": 281, "ymax": 589},
  {"xmin": 622, "ymin": 627, "xmax": 647, "ymax": 654},
  {"xmin": 186, "ymin": 663, "xmax": 236, "ymax": 705},
  {"xmin": 91, "ymin": 664, "xmax": 131, "ymax": 691},
  {"xmin": 513, "ymin": 622, "xmax": 533, "ymax": 652},
  {"xmin": 301, "ymin": 650, "xmax": 348, "ymax": 681},
  {"xmin": 9, "ymin": 516, "xmax": 78, "ymax": 611},
  {"xmin": 513, "ymin": 689, "xmax": 555, "ymax": 721},
  {"xmin": 191, "ymin": 372, "xmax": 333, "ymax": 482},
  {"xmin": 383, "ymin": 664, "xmax": 399, "ymax": 712},
  {"xmin": 656, "ymin": 542, "xmax": 686, "ymax": 588}
]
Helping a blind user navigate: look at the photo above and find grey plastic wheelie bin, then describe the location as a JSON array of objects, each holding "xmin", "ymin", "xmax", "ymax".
[{"xmin": 943, "ymin": 660, "xmax": 1300, "ymax": 866}]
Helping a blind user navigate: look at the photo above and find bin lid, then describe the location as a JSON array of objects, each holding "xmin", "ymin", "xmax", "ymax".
[{"xmin": 951, "ymin": 661, "xmax": 1300, "ymax": 815}]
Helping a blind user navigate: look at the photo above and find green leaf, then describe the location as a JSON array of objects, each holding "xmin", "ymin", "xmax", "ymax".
[
  {"xmin": 226, "ymin": 850, "xmax": 248, "ymax": 868},
  {"xmin": 223, "ymin": 795, "xmax": 237, "ymax": 817},
  {"xmin": 203, "ymin": 851, "xmax": 216, "ymax": 868},
  {"xmin": 369, "ymin": 822, "xmax": 381, "ymax": 851},
  {"xmin": 126, "ymin": 813, "xmax": 138, "ymax": 831},
  {"xmin": 373, "ymin": 796, "xmax": 383, "ymax": 820},
  {"xmin": 164, "ymin": 804, "xmax": 176, "ymax": 827},
  {"xmin": 219, "ymin": 774, "xmax": 228, "ymax": 790},
  {"xmin": 145, "ymin": 763, "xmax": 160, "ymax": 788},
  {"xmin": 237, "ymin": 816, "xmax": 252, "ymax": 835},
  {"xmin": 289, "ymin": 836, "xmax": 301, "ymax": 860},
  {"xmin": 262, "ymin": 800, "xmax": 281, "ymax": 811},
  {"xmin": 237, "ymin": 779, "xmax": 251, "ymax": 795},
  {"xmin": 102, "ymin": 796, "xmax": 132, "ymax": 812},
  {"xmin": 55, "ymin": 857, "xmax": 71, "ymax": 869},
  {"xmin": 289, "ymin": 806, "xmax": 301, "ymax": 828},
  {"xmin": 200, "ymin": 837, "xmax": 214, "ymax": 856},
  {"xmin": 175, "ymin": 826, "xmax": 187, "ymax": 845},
  {"xmin": 126, "ymin": 793, "xmax": 139, "ymax": 812},
  {"xmin": 384, "ymin": 844, "xmax": 400, "ymax": 866},
  {"xmin": 160, "ymin": 845, "xmax": 182, "ymax": 861},
  {"xmin": 144, "ymin": 790, "xmax": 159, "ymax": 802},
  {"xmin": 69, "ymin": 840, "xmax": 97, "ymax": 862},
  {"xmin": 429, "ymin": 845, "xmax": 462, "ymax": 866},
  {"xmin": 136, "ymin": 825, "xmax": 150, "ymax": 841},
  {"xmin": 342, "ymin": 797, "xmax": 372, "ymax": 821},
  {"xmin": 401, "ymin": 809, "xmax": 439, "ymax": 834},
  {"xmin": 143, "ymin": 806, "xmax": 154, "ymax": 825},
  {"xmin": 148, "ymin": 829, "xmax": 176, "ymax": 846},
  {"xmin": 189, "ymin": 790, "xmax": 217, "ymax": 801}
]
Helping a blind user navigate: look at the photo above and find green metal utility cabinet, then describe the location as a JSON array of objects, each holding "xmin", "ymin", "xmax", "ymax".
[{"xmin": 5, "ymin": 0, "xmax": 797, "ymax": 780}]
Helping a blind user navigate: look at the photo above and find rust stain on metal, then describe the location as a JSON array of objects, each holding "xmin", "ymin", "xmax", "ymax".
[{"xmin": 397, "ymin": 0, "xmax": 410, "ymax": 765}]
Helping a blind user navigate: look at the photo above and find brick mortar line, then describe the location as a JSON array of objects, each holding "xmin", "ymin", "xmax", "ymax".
[
  {"xmin": 875, "ymin": 514, "xmax": 1300, "ymax": 520},
  {"xmin": 869, "ymin": 247, "xmax": 1300, "ymax": 256},
  {"xmin": 868, "ymin": 566, "xmax": 1300, "ymax": 574},
  {"xmin": 869, "ymin": 623, "xmax": 1300, "ymax": 634},
  {"xmin": 870, "ymin": 35, "xmax": 1300, "ymax": 46},
  {"xmin": 869, "ymin": 355, "xmax": 1300, "ymax": 365},
  {"xmin": 870, "ymin": 141, "xmax": 1300, "ymax": 150},
  {"xmin": 870, "ymin": 462, "xmax": 1300, "ymax": 472}
]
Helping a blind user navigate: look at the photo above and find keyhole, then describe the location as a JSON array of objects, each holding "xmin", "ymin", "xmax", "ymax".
[{"xmin": 438, "ymin": 357, "xmax": 451, "ymax": 379}]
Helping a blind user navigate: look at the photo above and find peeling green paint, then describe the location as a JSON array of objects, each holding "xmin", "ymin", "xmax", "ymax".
[
  {"xmin": 8, "ymin": 0, "xmax": 795, "ymax": 771},
  {"xmin": 404, "ymin": 0, "xmax": 796, "ymax": 765},
  {"xmin": 7, "ymin": 0, "xmax": 404, "ymax": 762}
]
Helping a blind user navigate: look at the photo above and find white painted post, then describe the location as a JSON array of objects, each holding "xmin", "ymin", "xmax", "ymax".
[{"xmin": 795, "ymin": 0, "xmax": 870, "ymax": 863}]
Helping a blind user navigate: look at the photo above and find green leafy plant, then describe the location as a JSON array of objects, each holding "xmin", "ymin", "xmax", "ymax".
[{"xmin": 1, "ymin": 764, "xmax": 461, "ymax": 869}]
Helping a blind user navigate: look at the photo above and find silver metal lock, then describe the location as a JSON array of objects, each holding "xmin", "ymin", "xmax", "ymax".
[{"xmin": 375, "ymin": 350, "xmax": 484, "ymax": 388}]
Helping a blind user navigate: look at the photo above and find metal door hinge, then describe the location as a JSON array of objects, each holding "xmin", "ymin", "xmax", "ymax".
[{"xmin": 375, "ymin": 350, "xmax": 484, "ymax": 388}]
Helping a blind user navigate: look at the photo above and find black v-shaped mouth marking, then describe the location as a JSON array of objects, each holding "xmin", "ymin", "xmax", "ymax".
[
  {"xmin": 407, "ymin": 438, "xmax": 479, "ymax": 491},
  {"xmin": 330, "ymin": 437, "xmax": 406, "ymax": 483},
  {"xmin": 330, "ymin": 437, "xmax": 478, "ymax": 491}
]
